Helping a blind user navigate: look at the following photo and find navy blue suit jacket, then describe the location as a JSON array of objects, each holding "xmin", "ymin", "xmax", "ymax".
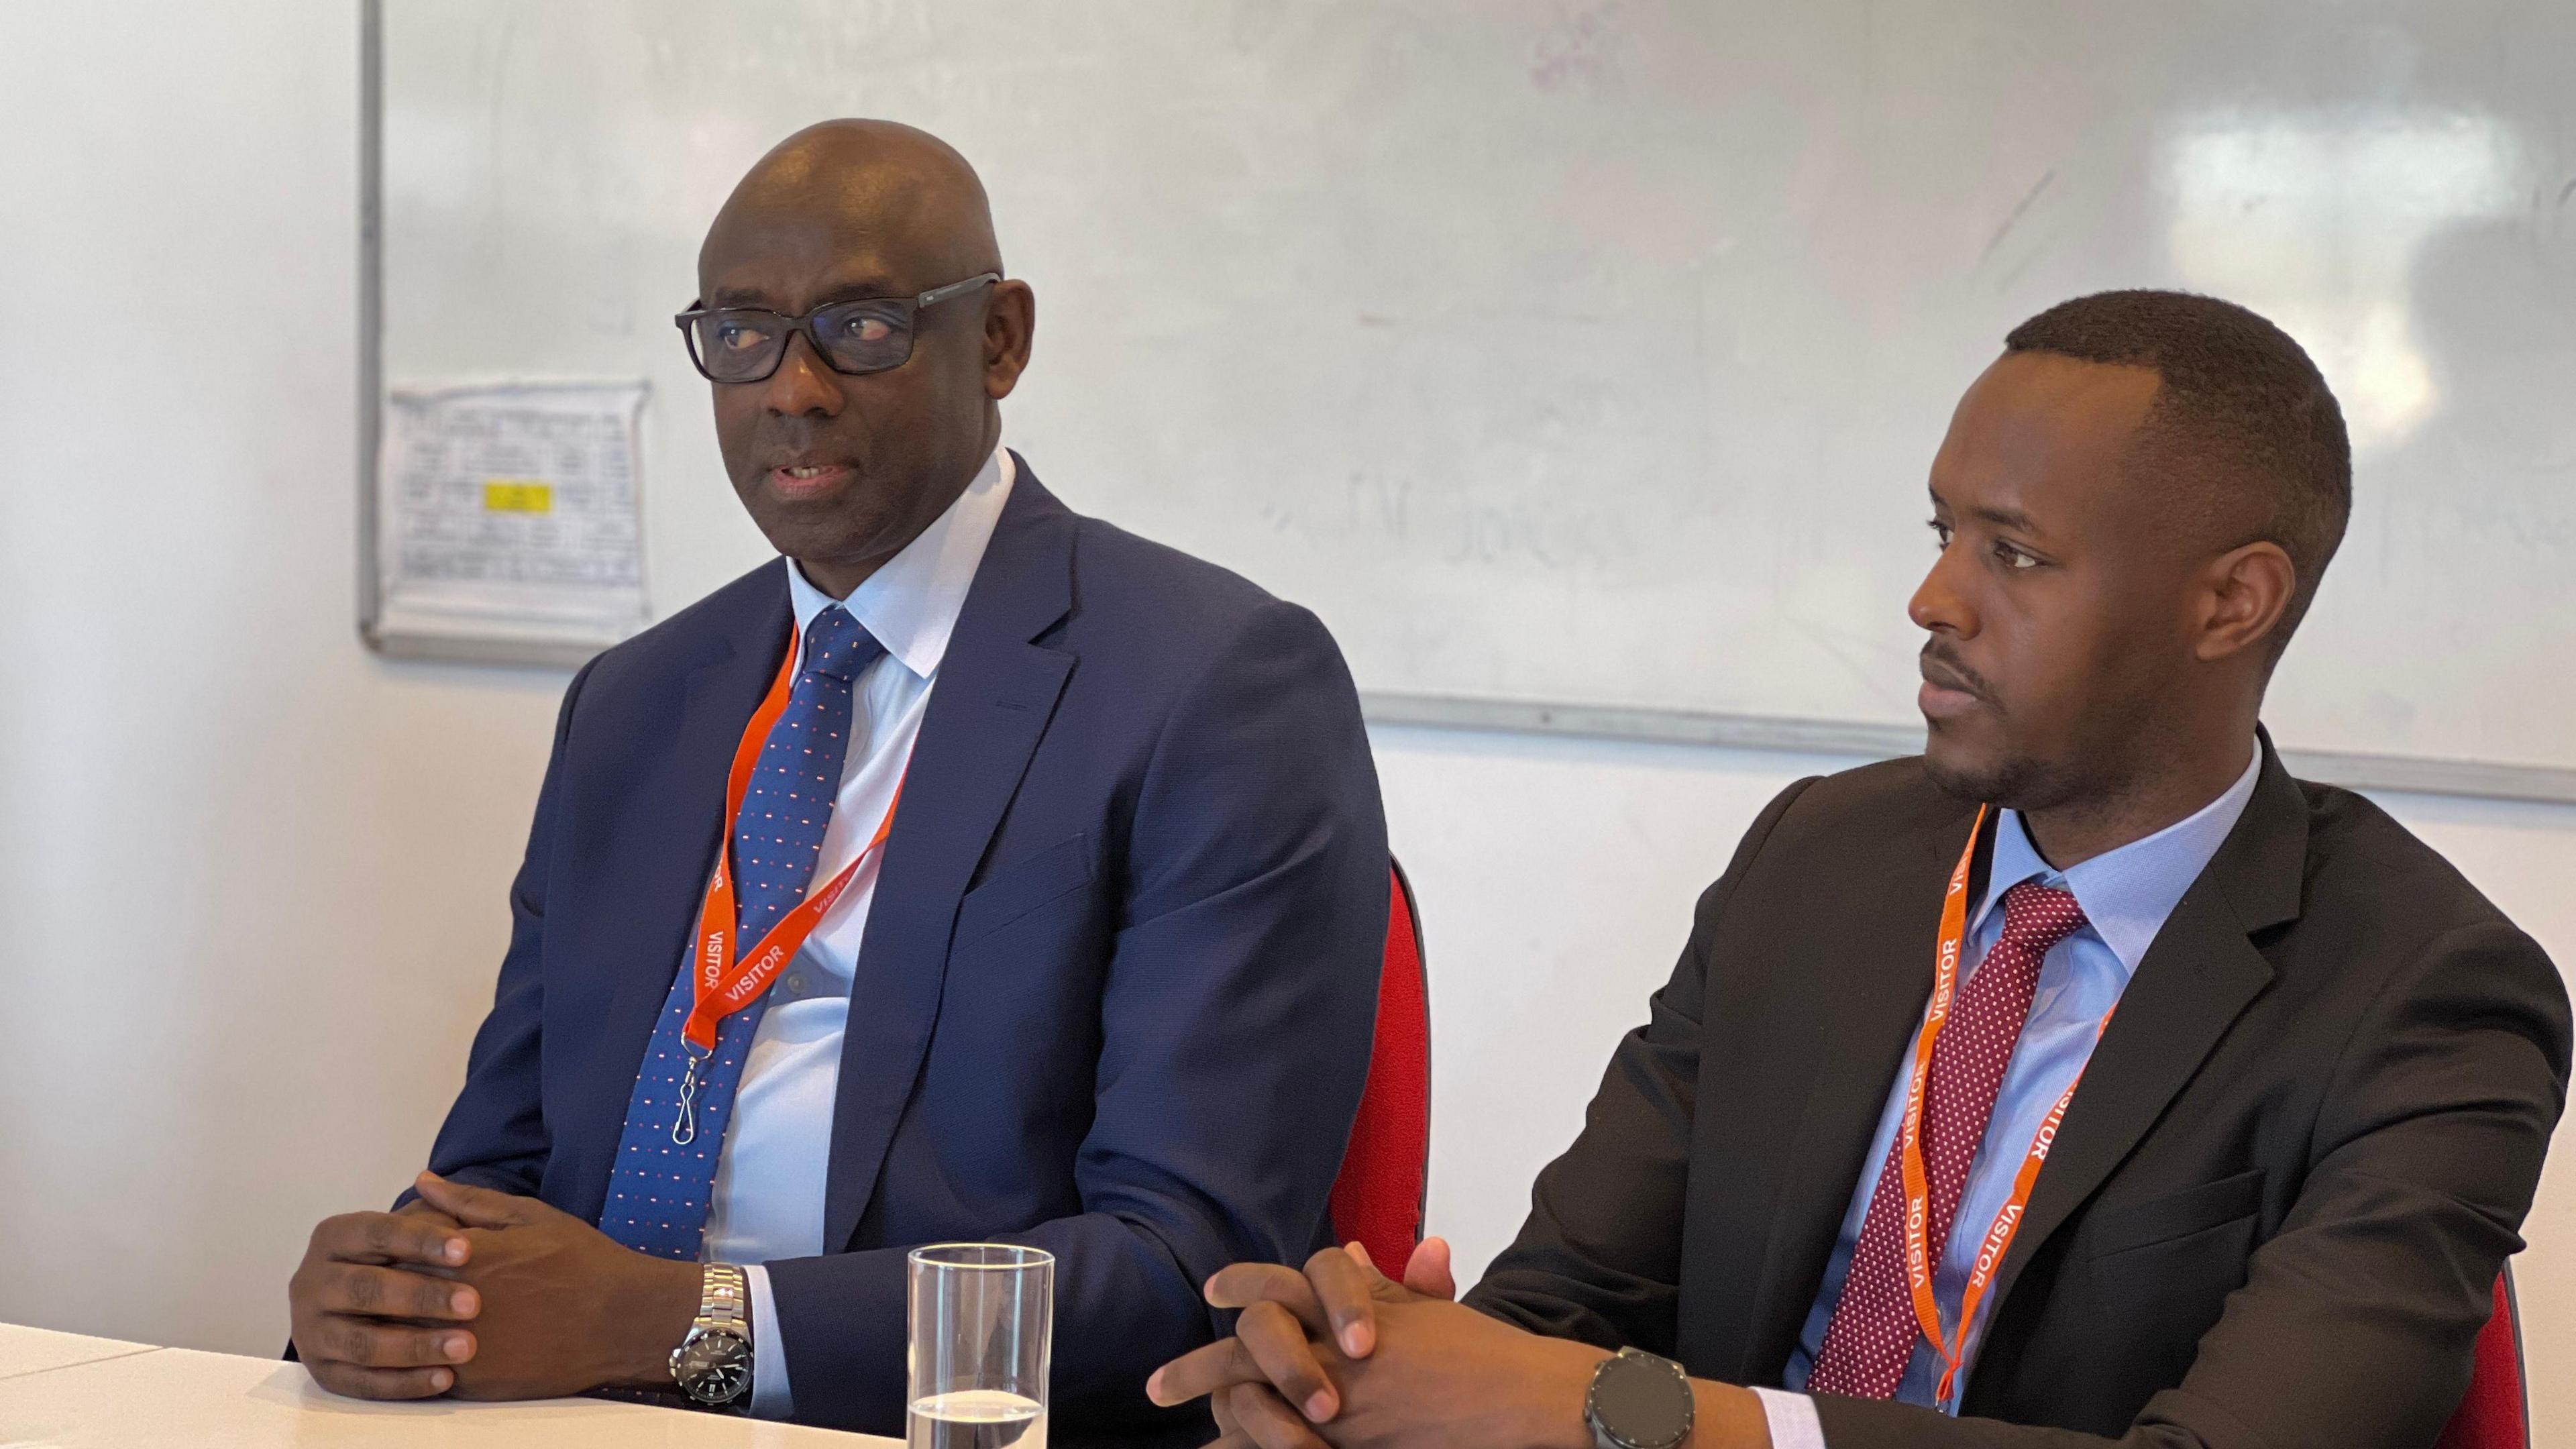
[{"xmin": 419, "ymin": 460, "xmax": 1389, "ymax": 1440}]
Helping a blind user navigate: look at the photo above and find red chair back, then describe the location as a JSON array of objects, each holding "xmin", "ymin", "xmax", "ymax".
[
  {"xmin": 1330, "ymin": 861, "xmax": 1431, "ymax": 1277},
  {"xmin": 2436, "ymin": 1268, "xmax": 2527, "ymax": 1449}
]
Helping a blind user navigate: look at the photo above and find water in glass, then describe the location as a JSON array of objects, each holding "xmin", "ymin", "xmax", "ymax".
[{"xmin": 908, "ymin": 1387, "xmax": 1045, "ymax": 1449}]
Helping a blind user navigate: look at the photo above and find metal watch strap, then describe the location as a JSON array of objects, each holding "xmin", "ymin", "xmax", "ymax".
[
  {"xmin": 670, "ymin": 1262, "xmax": 754, "ymax": 1407},
  {"xmin": 699, "ymin": 1262, "xmax": 749, "ymax": 1336}
]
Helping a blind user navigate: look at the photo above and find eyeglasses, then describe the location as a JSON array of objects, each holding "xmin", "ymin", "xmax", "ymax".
[{"xmin": 674, "ymin": 272, "xmax": 1002, "ymax": 384}]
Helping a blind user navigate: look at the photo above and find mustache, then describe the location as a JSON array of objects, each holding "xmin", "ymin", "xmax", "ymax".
[
  {"xmin": 750, "ymin": 419, "xmax": 867, "ymax": 461},
  {"xmin": 1919, "ymin": 643, "xmax": 1996, "ymax": 704}
]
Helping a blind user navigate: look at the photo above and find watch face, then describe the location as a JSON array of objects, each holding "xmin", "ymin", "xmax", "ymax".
[
  {"xmin": 1591, "ymin": 1352, "xmax": 1692, "ymax": 1449},
  {"xmin": 675, "ymin": 1330, "xmax": 754, "ymax": 1404}
]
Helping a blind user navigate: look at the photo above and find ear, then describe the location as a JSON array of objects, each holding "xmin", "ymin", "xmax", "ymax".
[
  {"xmin": 983, "ymin": 278, "xmax": 1036, "ymax": 400},
  {"xmin": 2195, "ymin": 539, "xmax": 2296, "ymax": 663}
]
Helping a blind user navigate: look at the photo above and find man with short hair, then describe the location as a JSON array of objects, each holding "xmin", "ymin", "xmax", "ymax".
[
  {"xmin": 285, "ymin": 120, "xmax": 1388, "ymax": 1446},
  {"xmin": 1151, "ymin": 290, "xmax": 2570, "ymax": 1448}
]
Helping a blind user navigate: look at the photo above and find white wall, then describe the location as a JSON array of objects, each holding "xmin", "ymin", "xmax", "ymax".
[
  {"xmin": 0, "ymin": 0, "xmax": 550, "ymax": 1360},
  {"xmin": 1, "ymin": 1, "xmax": 2567, "ymax": 1438}
]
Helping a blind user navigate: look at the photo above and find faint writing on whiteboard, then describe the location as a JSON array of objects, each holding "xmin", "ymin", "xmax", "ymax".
[{"xmin": 373, "ymin": 382, "xmax": 650, "ymax": 661}]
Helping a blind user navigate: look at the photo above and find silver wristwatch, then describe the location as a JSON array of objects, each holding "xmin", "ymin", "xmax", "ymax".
[{"xmin": 670, "ymin": 1262, "xmax": 755, "ymax": 1407}]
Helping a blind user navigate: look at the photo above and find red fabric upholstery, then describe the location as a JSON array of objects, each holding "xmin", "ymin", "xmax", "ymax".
[
  {"xmin": 1330, "ymin": 861, "xmax": 1432, "ymax": 1277},
  {"xmin": 2436, "ymin": 1269, "xmax": 2526, "ymax": 1449}
]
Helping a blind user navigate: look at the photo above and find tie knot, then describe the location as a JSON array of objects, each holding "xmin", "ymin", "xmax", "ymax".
[
  {"xmin": 1997, "ymin": 880, "xmax": 2087, "ymax": 955},
  {"xmin": 801, "ymin": 605, "xmax": 883, "ymax": 682}
]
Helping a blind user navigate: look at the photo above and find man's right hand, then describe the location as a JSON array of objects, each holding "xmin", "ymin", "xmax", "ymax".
[
  {"xmin": 287, "ymin": 1201, "xmax": 482, "ymax": 1400},
  {"xmin": 1176, "ymin": 1238, "xmax": 1459, "ymax": 1442}
]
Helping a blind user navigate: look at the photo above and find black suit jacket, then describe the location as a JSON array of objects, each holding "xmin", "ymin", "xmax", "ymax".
[{"xmin": 1468, "ymin": 739, "xmax": 2569, "ymax": 1448}]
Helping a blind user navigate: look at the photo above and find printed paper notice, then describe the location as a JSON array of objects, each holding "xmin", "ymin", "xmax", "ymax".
[{"xmin": 374, "ymin": 382, "xmax": 649, "ymax": 660}]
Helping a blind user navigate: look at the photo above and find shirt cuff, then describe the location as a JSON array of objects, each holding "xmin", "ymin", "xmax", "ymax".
[
  {"xmin": 1750, "ymin": 1387, "xmax": 1827, "ymax": 1449},
  {"xmin": 742, "ymin": 1262, "xmax": 795, "ymax": 1419}
]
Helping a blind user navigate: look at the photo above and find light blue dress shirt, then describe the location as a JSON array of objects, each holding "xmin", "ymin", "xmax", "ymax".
[
  {"xmin": 713, "ymin": 443, "xmax": 1015, "ymax": 1419},
  {"xmin": 1752, "ymin": 745, "xmax": 2262, "ymax": 1448}
]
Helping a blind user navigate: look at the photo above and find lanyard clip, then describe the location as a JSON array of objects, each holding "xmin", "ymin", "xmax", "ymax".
[{"xmin": 672, "ymin": 1044, "xmax": 712, "ymax": 1146}]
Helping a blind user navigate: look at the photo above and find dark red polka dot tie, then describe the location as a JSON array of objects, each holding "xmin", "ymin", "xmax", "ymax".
[{"xmin": 1807, "ymin": 881, "xmax": 2088, "ymax": 1401}]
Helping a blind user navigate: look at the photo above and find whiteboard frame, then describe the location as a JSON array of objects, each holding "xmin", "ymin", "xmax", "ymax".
[
  {"xmin": 1360, "ymin": 694, "xmax": 2576, "ymax": 806},
  {"xmin": 358, "ymin": 0, "xmax": 2576, "ymax": 803},
  {"xmin": 357, "ymin": 0, "xmax": 614, "ymax": 671}
]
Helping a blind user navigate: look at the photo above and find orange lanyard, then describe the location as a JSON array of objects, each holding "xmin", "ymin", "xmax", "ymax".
[
  {"xmin": 670, "ymin": 625, "xmax": 905, "ymax": 1144},
  {"xmin": 1899, "ymin": 805, "xmax": 2111, "ymax": 1406}
]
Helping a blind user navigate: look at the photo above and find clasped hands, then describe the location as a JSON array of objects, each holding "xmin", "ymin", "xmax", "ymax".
[
  {"xmin": 286, "ymin": 1171, "xmax": 699, "ymax": 1401},
  {"xmin": 1149, "ymin": 1240, "xmax": 1772, "ymax": 1449},
  {"xmin": 1144, "ymin": 1238, "xmax": 1593, "ymax": 1449}
]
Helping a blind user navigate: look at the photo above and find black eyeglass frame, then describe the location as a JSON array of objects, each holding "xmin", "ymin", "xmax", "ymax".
[{"xmin": 673, "ymin": 272, "xmax": 1003, "ymax": 383}]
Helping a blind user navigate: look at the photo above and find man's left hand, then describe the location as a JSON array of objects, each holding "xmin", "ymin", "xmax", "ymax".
[
  {"xmin": 1149, "ymin": 1246, "xmax": 1610, "ymax": 1449},
  {"xmin": 409, "ymin": 1171, "xmax": 700, "ymax": 1400}
]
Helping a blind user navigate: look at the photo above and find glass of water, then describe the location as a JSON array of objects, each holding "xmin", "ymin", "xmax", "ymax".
[{"xmin": 908, "ymin": 1243, "xmax": 1054, "ymax": 1449}]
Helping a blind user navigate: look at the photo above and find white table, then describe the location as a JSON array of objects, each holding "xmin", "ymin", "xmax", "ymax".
[
  {"xmin": 0, "ymin": 1324, "xmax": 157, "ymax": 1383},
  {"xmin": 0, "ymin": 1324, "xmax": 900, "ymax": 1447}
]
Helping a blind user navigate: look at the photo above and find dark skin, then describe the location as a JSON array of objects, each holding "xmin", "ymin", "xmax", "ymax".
[
  {"xmin": 284, "ymin": 1173, "xmax": 700, "ymax": 1401},
  {"xmin": 1150, "ymin": 1241, "xmax": 1768, "ymax": 1449},
  {"xmin": 1913, "ymin": 351, "xmax": 2290, "ymax": 867},
  {"xmin": 1148, "ymin": 351, "xmax": 2302, "ymax": 1447},
  {"xmin": 703, "ymin": 118, "xmax": 1035, "ymax": 597},
  {"xmin": 286, "ymin": 119, "xmax": 1036, "ymax": 1403}
]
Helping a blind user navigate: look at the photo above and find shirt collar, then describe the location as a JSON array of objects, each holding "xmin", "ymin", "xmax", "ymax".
[
  {"xmin": 784, "ymin": 440, "xmax": 1015, "ymax": 681},
  {"xmin": 1972, "ymin": 742, "xmax": 2265, "ymax": 979}
]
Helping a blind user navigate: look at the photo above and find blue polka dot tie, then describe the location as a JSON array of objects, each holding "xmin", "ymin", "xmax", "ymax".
[{"xmin": 599, "ymin": 604, "xmax": 885, "ymax": 1260}]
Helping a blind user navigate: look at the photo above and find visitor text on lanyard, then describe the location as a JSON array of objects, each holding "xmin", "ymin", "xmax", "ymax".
[
  {"xmin": 672, "ymin": 625, "xmax": 906, "ymax": 1144},
  {"xmin": 1900, "ymin": 804, "xmax": 2113, "ymax": 1407}
]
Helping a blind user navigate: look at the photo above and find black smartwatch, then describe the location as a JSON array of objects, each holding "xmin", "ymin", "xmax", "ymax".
[{"xmin": 1585, "ymin": 1347, "xmax": 1695, "ymax": 1449}]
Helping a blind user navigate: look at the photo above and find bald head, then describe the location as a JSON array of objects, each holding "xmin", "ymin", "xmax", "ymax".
[
  {"xmin": 701, "ymin": 119, "xmax": 1001, "ymax": 293},
  {"xmin": 693, "ymin": 119, "xmax": 1034, "ymax": 598}
]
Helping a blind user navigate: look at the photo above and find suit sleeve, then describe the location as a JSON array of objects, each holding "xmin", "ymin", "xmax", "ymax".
[
  {"xmin": 402, "ymin": 656, "xmax": 598, "ymax": 1204},
  {"xmin": 1809, "ymin": 918, "xmax": 2572, "ymax": 1449},
  {"xmin": 1464, "ymin": 775, "xmax": 1818, "ymax": 1352},
  {"xmin": 764, "ymin": 598, "xmax": 1389, "ymax": 1436}
]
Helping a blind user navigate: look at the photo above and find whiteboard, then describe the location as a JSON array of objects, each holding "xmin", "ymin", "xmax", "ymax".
[{"xmin": 368, "ymin": 0, "xmax": 2576, "ymax": 800}]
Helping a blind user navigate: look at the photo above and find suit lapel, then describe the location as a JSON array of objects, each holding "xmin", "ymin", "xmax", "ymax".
[
  {"xmin": 820, "ymin": 460, "xmax": 1077, "ymax": 1250},
  {"xmin": 1983, "ymin": 740, "xmax": 2306, "ymax": 1312},
  {"xmin": 1737, "ymin": 803, "xmax": 1993, "ymax": 1379}
]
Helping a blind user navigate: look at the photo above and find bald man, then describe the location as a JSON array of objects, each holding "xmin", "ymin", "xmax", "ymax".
[{"xmin": 285, "ymin": 121, "xmax": 1387, "ymax": 1445}]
